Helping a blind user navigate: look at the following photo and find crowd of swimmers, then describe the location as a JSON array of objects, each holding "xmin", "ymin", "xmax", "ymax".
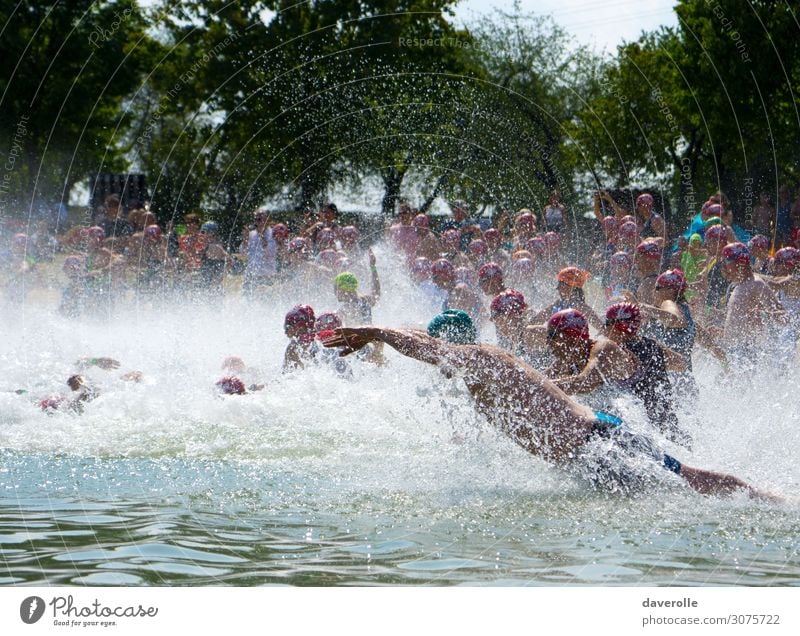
[{"xmin": 5, "ymin": 189, "xmax": 798, "ymax": 501}]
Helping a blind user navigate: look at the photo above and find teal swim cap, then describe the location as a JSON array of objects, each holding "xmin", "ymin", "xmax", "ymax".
[
  {"xmin": 703, "ymin": 216, "xmax": 722, "ymax": 230},
  {"xmin": 427, "ymin": 309, "xmax": 477, "ymax": 344}
]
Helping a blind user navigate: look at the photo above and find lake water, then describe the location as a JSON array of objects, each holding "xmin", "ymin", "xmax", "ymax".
[{"xmin": 2, "ymin": 246, "xmax": 799, "ymax": 586}]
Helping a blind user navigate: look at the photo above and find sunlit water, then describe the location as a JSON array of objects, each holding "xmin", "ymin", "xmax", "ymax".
[{"xmin": 2, "ymin": 245, "xmax": 799, "ymax": 586}]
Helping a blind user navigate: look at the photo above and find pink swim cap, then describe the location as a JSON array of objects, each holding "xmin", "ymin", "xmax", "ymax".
[
  {"xmin": 547, "ymin": 308, "xmax": 589, "ymax": 341},
  {"xmin": 478, "ymin": 262, "xmax": 503, "ymax": 283},
  {"xmin": 605, "ymin": 302, "xmax": 642, "ymax": 334},
  {"xmin": 490, "ymin": 289, "xmax": 527, "ymax": 318},
  {"xmin": 216, "ymin": 376, "xmax": 246, "ymax": 395}
]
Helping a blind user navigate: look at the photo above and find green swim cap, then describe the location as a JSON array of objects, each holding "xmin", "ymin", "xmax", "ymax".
[
  {"xmin": 703, "ymin": 216, "xmax": 722, "ymax": 229},
  {"xmin": 334, "ymin": 272, "xmax": 359, "ymax": 293},
  {"xmin": 427, "ymin": 309, "xmax": 477, "ymax": 344},
  {"xmin": 689, "ymin": 233, "xmax": 702, "ymax": 245}
]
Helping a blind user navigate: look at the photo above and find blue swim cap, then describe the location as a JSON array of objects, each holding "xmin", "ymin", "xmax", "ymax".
[{"xmin": 427, "ymin": 309, "xmax": 477, "ymax": 344}]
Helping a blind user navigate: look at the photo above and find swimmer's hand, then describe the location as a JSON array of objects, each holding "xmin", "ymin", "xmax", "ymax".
[
  {"xmin": 121, "ymin": 371, "xmax": 143, "ymax": 383},
  {"xmin": 321, "ymin": 327, "xmax": 376, "ymax": 356},
  {"xmin": 77, "ymin": 357, "xmax": 120, "ymax": 370}
]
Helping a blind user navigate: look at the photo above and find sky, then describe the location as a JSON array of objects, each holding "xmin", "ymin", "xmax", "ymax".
[{"xmin": 452, "ymin": 0, "xmax": 679, "ymax": 53}]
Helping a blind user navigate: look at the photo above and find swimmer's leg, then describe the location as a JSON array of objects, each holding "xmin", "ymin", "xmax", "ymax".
[{"xmin": 678, "ymin": 464, "xmax": 782, "ymax": 503}]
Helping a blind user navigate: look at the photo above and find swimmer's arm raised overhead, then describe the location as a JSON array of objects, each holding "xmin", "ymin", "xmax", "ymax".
[
  {"xmin": 553, "ymin": 339, "xmax": 635, "ymax": 394},
  {"xmin": 368, "ymin": 249, "xmax": 381, "ymax": 304}
]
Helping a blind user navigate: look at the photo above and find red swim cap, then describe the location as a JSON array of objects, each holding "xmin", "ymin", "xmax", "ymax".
[
  {"xmin": 512, "ymin": 258, "xmax": 535, "ymax": 276},
  {"xmin": 272, "ymin": 223, "xmax": 289, "ymax": 240},
  {"xmin": 636, "ymin": 193, "xmax": 654, "ymax": 208},
  {"xmin": 525, "ymin": 236, "xmax": 546, "ymax": 256},
  {"xmin": 431, "ymin": 258, "xmax": 455, "ymax": 282},
  {"xmin": 483, "ymin": 228, "xmax": 501, "ymax": 245},
  {"xmin": 284, "ymin": 304, "xmax": 316, "ymax": 329},
  {"xmin": 618, "ymin": 221, "xmax": 638, "ymax": 238},
  {"xmin": 441, "ymin": 229, "xmax": 460, "ymax": 246},
  {"xmin": 774, "ymin": 247, "xmax": 800, "ymax": 272},
  {"xmin": 469, "ymin": 239, "xmax": 487, "ymax": 255},
  {"xmin": 222, "ymin": 356, "xmax": 246, "ymax": 373},
  {"xmin": 88, "ymin": 226, "xmax": 106, "ymax": 241},
  {"xmin": 544, "ymin": 232, "xmax": 561, "ymax": 248},
  {"xmin": 636, "ymin": 241, "xmax": 662, "ymax": 259},
  {"xmin": 602, "ymin": 216, "xmax": 618, "ymax": 231},
  {"xmin": 748, "ymin": 234, "xmax": 769, "ymax": 251},
  {"xmin": 605, "ymin": 302, "xmax": 642, "ymax": 334},
  {"xmin": 315, "ymin": 311, "xmax": 342, "ymax": 332},
  {"xmin": 547, "ymin": 308, "xmax": 589, "ymax": 341},
  {"xmin": 704, "ymin": 224, "xmax": 728, "ymax": 242},
  {"xmin": 515, "ymin": 212, "xmax": 536, "ymax": 229},
  {"xmin": 610, "ymin": 251, "xmax": 632, "ymax": 268},
  {"xmin": 478, "ymin": 262, "xmax": 503, "ymax": 283},
  {"xmin": 216, "ymin": 376, "xmax": 246, "ymax": 395},
  {"xmin": 721, "ymin": 242, "xmax": 750, "ymax": 264},
  {"xmin": 655, "ymin": 269, "xmax": 687, "ymax": 296},
  {"xmin": 490, "ymin": 289, "xmax": 527, "ymax": 318},
  {"xmin": 39, "ymin": 394, "xmax": 66, "ymax": 411},
  {"xmin": 412, "ymin": 214, "xmax": 430, "ymax": 228}
]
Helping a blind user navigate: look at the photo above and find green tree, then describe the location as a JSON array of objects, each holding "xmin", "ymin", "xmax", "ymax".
[{"xmin": 0, "ymin": 0, "xmax": 154, "ymax": 216}]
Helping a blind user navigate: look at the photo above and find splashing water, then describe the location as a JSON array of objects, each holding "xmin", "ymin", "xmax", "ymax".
[{"xmin": 1, "ymin": 244, "xmax": 799, "ymax": 586}]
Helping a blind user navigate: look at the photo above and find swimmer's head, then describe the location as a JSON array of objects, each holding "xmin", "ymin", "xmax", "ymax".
[
  {"xmin": 557, "ymin": 266, "xmax": 590, "ymax": 289},
  {"xmin": 333, "ymin": 271, "xmax": 359, "ymax": 296},
  {"xmin": 636, "ymin": 193, "xmax": 654, "ymax": 211},
  {"xmin": 483, "ymin": 228, "xmax": 501, "ymax": 248},
  {"xmin": 547, "ymin": 308, "xmax": 589, "ymax": 342},
  {"xmin": 721, "ymin": 242, "xmax": 750, "ymax": 264},
  {"xmin": 655, "ymin": 269, "xmax": 687, "ymax": 299},
  {"xmin": 412, "ymin": 214, "xmax": 430, "ymax": 229},
  {"xmin": 468, "ymin": 239, "xmax": 487, "ymax": 257},
  {"xmin": 222, "ymin": 356, "xmax": 246, "ymax": 373},
  {"xmin": 605, "ymin": 302, "xmax": 642, "ymax": 336},
  {"xmin": 144, "ymin": 224, "xmax": 162, "ymax": 241},
  {"xmin": 618, "ymin": 221, "xmax": 638, "ymax": 239},
  {"xmin": 635, "ymin": 240, "xmax": 662, "ymax": 260},
  {"xmin": 216, "ymin": 376, "xmax": 246, "ymax": 395},
  {"xmin": 271, "ymin": 223, "xmax": 289, "ymax": 241},
  {"xmin": 284, "ymin": 304, "xmax": 316, "ymax": 338},
  {"xmin": 66, "ymin": 374, "xmax": 85, "ymax": 392},
  {"xmin": 543, "ymin": 232, "xmax": 561, "ymax": 250},
  {"xmin": 609, "ymin": 251, "xmax": 632, "ymax": 270},
  {"xmin": 689, "ymin": 233, "xmax": 703, "ymax": 247},
  {"xmin": 478, "ymin": 262, "xmax": 504, "ymax": 293},
  {"xmin": 427, "ymin": 309, "xmax": 477, "ymax": 345},
  {"xmin": 39, "ymin": 394, "xmax": 66, "ymax": 412},
  {"xmin": 511, "ymin": 258, "xmax": 535, "ymax": 278},
  {"xmin": 411, "ymin": 257, "xmax": 432, "ymax": 282},
  {"xmin": 315, "ymin": 311, "xmax": 342, "ymax": 333},
  {"xmin": 288, "ymin": 237, "xmax": 308, "ymax": 254},
  {"xmin": 490, "ymin": 289, "xmax": 527, "ymax": 320},
  {"xmin": 525, "ymin": 237, "xmax": 546, "ymax": 257},
  {"xmin": 774, "ymin": 247, "xmax": 800, "ymax": 275},
  {"xmin": 431, "ymin": 259, "xmax": 456, "ymax": 288},
  {"xmin": 340, "ymin": 225, "xmax": 360, "ymax": 243}
]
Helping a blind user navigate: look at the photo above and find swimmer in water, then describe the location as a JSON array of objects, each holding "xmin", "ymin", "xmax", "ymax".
[
  {"xmin": 321, "ymin": 326, "xmax": 779, "ymax": 500},
  {"xmin": 719, "ymin": 243, "xmax": 787, "ymax": 366},
  {"xmin": 530, "ymin": 267, "xmax": 604, "ymax": 330},
  {"xmin": 283, "ymin": 304, "xmax": 319, "ymax": 372}
]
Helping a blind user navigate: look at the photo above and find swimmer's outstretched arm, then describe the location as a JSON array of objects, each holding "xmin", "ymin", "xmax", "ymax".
[
  {"xmin": 323, "ymin": 326, "xmax": 468, "ymax": 368},
  {"xmin": 678, "ymin": 464, "xmax": 782, "ymax": 503}
]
